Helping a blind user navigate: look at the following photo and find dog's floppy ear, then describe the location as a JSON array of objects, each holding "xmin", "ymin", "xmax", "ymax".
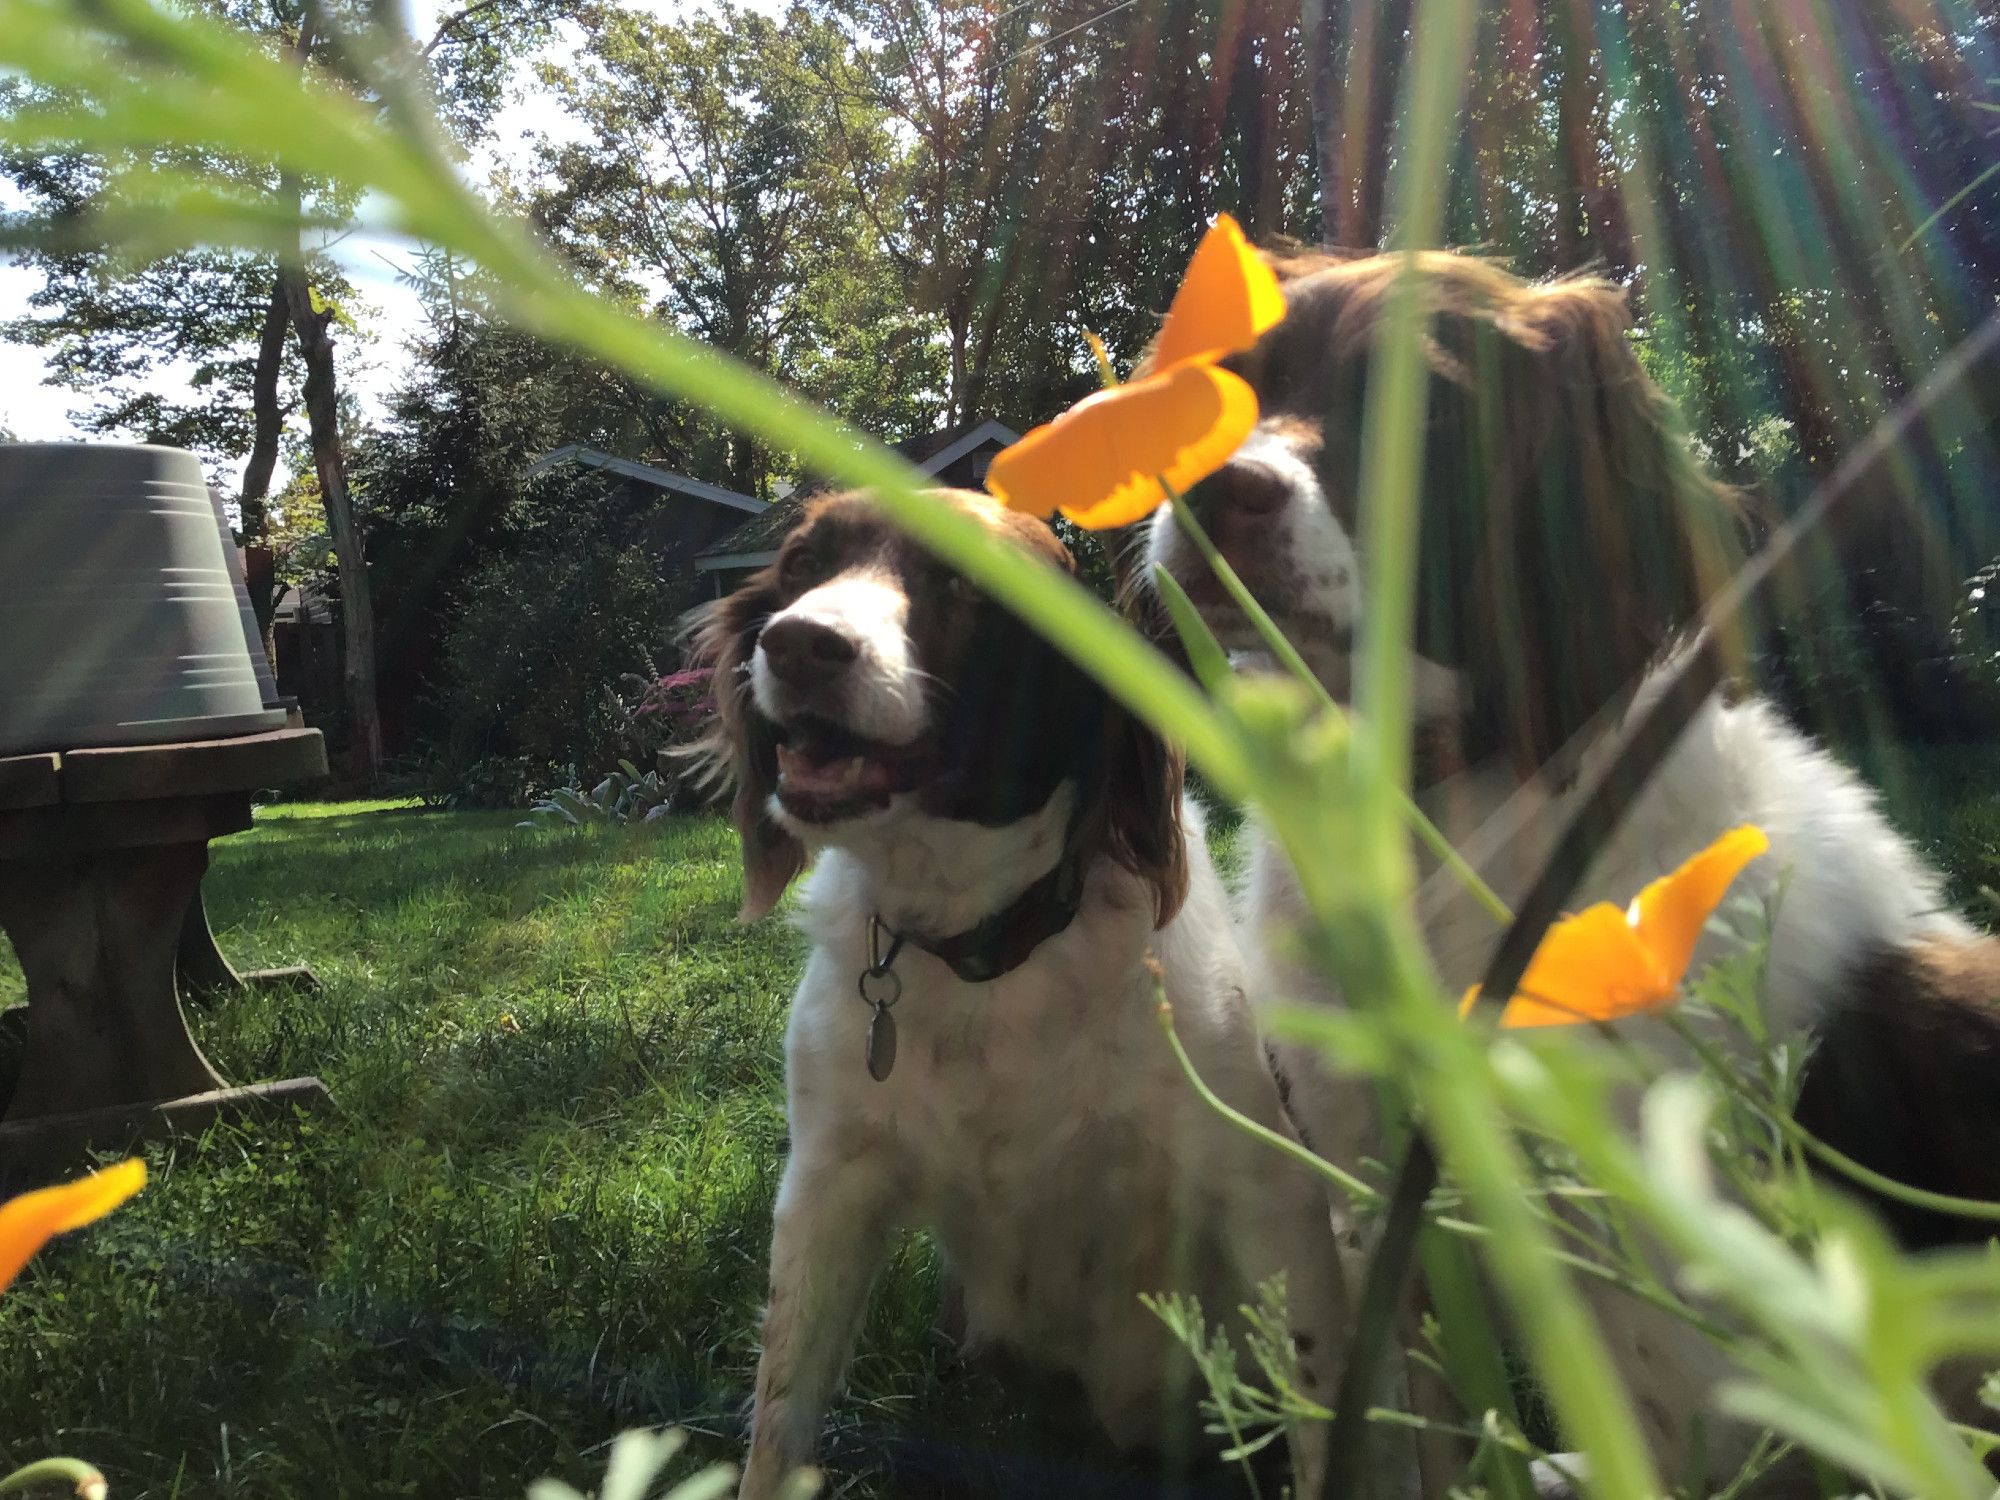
[
  {"xmin": 1419, "ymin": 274, "xmax": 1744, "ymax": 774},
  {"xmin": 1012, "ymin": 523, "xmax": 1188, "ymax": 930},
  {"xmin": 1069, "ymin": 535, "xmax": 1190, "ymax": 928},
  {"xmin": 1100, "ymin": 704, "xmax": 1189, "ymax": 928},
  {"xmin": 685, "ymin": 570, "xmax": 805, "ymax": 921}
]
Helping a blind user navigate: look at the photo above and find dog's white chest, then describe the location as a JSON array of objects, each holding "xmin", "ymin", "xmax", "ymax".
[
  {"xmin": 917, "ymin": 968, "xmax": 1213, "ymax": 1403},
  {"xmin": 789, "ymin": 927, "xmax": 1217, "ymax": 1419}
]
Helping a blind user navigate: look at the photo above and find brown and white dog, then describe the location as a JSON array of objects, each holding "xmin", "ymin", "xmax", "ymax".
[
  {"xmin": 1145, "ymin": 251, "xmax": 2000, "ymax": 1489},
  {"xmin": 692, "ymin": 489, "xmax": 1350, "ymax": 1499}
]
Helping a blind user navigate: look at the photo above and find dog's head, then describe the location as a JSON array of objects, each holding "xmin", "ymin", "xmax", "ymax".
[
  {"xmin": 1148, "ymin": 251, "xmax": 1743, "ymax": 779},
  {"xmin": 690, "ymin": 488, "xmax": 1187, "ymax": 923}
]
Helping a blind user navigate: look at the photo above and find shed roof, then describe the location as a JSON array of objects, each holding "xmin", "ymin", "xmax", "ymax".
[
  {"xmin": 522, "ymin": 445, "xmax": 766, "ymax": 515},
  {"xmin": 690, "ymin": 418, "xmax": 1020, "ymax": 571}
]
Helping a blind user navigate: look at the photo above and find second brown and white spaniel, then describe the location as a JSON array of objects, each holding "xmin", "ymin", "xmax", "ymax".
[
  {"xmin": 1147, "ymin": 251, "xmax": 2000, "ymax": 1492},
  {"xmin": 692, "ymin": 488, "xmax": 1350, "ymax": 1499}
]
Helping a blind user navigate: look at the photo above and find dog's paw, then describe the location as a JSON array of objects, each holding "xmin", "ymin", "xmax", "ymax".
[{"xmin": 1529, "ymin": 1454, "xmax": 1589, "ymax": 1499}]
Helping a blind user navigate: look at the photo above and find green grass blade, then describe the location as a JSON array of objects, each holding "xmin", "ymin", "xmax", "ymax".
[
  {"xmin": 1150, "ymin": 564, "xmax": 1235, "ymax": 695},
  {"xmin": 1336, "ymin": 0, "xmax": 1667, "ymax": 1491}
]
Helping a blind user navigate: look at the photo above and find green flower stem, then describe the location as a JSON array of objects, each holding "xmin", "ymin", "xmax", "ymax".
[
  {"xmin": 1412, "ymin": 1028, "xmax": 1666, "ymax": 1500},
  {"xmin": 1165, "ymin": 498, "xmax": 1512, "ymax": 926},
  {"xmin": 1713, "ymin": 1434, "xmax": 1795, "ymax": 1500},
  {"xmin": 1668, "ymin": 1017, "xmax": 2000, "ymax": 1225},
  {"xmin": 1291, "ymin": 929, "xmax": 1659, "ymax": 1500},
  {"xmin": 1156, "ymin": 1003, "xmax": 1382, "ymax": 1210},
  {"xmin": 1163, "ymin": 984, "xmax": 1531, "ymax": 1500},
  {"xmin": 1435, "ymin": 1215, "xmax": 1737, "ymax": 1343},
  {"xmin": 1416, "ymin": 1226, "xmax": 1539, "ymax": 1500}
]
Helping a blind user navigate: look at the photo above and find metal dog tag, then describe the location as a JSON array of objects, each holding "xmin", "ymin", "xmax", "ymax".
[
  {"xmin": 858, "ymin": 956, "xmax": 902, "ymax": 1083},
  {"xmin": 866, "ymin": 1003, "xmax": 898, "ymax": 1082}
]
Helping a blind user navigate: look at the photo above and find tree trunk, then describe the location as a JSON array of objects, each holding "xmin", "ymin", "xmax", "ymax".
[
  {"xmin": 1304, "ymin": 0, "xmax": 1346, "ymax": 250},
  {"xmin": 279, "ymin": 175, "xmax": 384, "ymax": 786},
  {"xmin": 946, "ymin": 309, "xmax": 969, "ymax": 429},
  {"xmin": 1304, "ymin": 0, "xmax": 1336, "ymax": 250},
  {"xmin": 1343, "ymin": 0, "xmax": 1410, "ymax": 247},
  {"xmin": 237, "ymin": 275, "xmax": 290, "ymax": 639},
  {"xmin": 1231, "ymin": 1, "xmax": 1286, "ymax": 242},
  {"xmin": 1548, "ymin": 2, "xmax": 1588, "ymax": 269},
  {"xmin": 1545, "ymin": 0, "xmax": 1634, "ymax": 277},
  {"xmin": 728, "ymin": 433, "xmax": 760, "ymax": 499},
  {"xmin": 962, "ymin": 232, "xmax": 1025, "ymax": 422}
]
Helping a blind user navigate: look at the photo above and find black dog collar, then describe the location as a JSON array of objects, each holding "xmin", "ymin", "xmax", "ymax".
[
  {"xmin": 886, "ymin": 849, "xmax": 1089, "ymax": 985},
  {"xmin": 854, "ymin": 850, "xmax": 1090, "ymax": 1082}
]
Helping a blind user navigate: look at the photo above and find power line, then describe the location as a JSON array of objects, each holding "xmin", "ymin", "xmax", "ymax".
[{"xmin": 995, "ymin": 0, "xmax": 1142, "ymax": 67}]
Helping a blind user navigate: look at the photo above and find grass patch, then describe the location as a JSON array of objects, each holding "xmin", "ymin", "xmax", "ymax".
[
  {"xmin": 0, "ymin": 745, "xmax": 1994, "ymax": 1497},
  {"xmin": 1857, "ymin": 741, "xmax": 2000, "ymax": 918},
  {"xmin": 0, "ymin": 806, "xmax": 1042, "ymax": 1498}
]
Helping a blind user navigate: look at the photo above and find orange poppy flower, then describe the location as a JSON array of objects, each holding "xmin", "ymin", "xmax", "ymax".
[
  {"xmin": 1465, "ymin": 826, "xmax": 1770, "ymax": 1029},
  {"xmin": 0, "ymin": 1157, "xmax": 146, "ymax": 1294},
  {"xmin": 987, "ymin": 214, "xmax": 1284, "ymax": 529},
  {"xmin": 1147, "ymin": 213, "xmax": 1289, "ymax": 370},
  {"xmin": 982, "ymin": 362, "xmax": 1260, "ymax": 531}
]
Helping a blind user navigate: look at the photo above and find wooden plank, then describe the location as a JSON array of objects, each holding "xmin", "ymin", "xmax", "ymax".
[
  {"xmin": 60, "ymin": 727, "xmax": 327, "ymax": 804},
  {"xmin": 0, "ymin": 793, "xmax": 251, "ymax": 859},
  {"xmin": 0, "ymin": 1077, "xmax": 330, "ymax": 1179},
  {"xmin": 0, "ymin": 753, "xmax": 60, "ymax": 812}
]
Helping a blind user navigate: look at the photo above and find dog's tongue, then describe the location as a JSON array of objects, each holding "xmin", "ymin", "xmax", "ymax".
[{"xmin": 776, "ymin": 745, "xmax": 895, "ymax": 798}]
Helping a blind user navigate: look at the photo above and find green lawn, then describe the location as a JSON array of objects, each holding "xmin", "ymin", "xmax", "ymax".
[
  {"xmin": 0, "ymin": 745, "xmax": 1994, "ymax": 1499},
  {"xmin": 0, "ymin": 806, "xmax": 1058, "ymax": 1499}
]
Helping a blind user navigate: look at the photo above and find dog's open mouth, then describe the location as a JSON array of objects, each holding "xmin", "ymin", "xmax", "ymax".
[
  {"xmin": 1172, "ymin": 568, "xmax": 1284, "ymax": 651},
  {"xmin": 771, "ymin": 714, "xmax": 928, "ymax": 823}
]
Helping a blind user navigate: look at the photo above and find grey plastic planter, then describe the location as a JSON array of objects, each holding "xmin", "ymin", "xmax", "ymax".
[{"xmin": 0, "ymin": 442, "xmax": 289, "ymax": 756}]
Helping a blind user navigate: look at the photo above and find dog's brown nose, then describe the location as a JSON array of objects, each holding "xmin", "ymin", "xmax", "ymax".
[
  {"xmin": 1192, "ymin": 459, "xmax": 1291, "ymax": 520},
  {"xmin": 759, "ymin": 616, "xmax": 858, "ymax": 685}
]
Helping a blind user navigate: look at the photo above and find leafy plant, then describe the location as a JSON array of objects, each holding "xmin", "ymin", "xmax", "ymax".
[
  {"xmin": 627, "ymin": 669, "xmax": 716, "ymax": 753},
  {"xmin": 524, "ymin": 762, "xmax": 680, "ymax": 830},
  {"xmin": 516, "ymin": 669, "xmax": 716, "ymax": 826},
  {"xmin": 420, "ymin": 472, "xmax": 693, "ymax": 797},
  {"xmin": 527, "ymin": 1428, "xmax": 815, "ymax": 1500}
]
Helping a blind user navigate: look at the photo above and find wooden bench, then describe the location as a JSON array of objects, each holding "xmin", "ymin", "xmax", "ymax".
[{"xmin": 0, "ymin": 728, "xmax": 332, "ymax": 1169}]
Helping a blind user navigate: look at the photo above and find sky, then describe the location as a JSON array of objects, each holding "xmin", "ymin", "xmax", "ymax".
[{"xmin": 0, "ymin": 0, "xmax": 618, "ymax": 450}]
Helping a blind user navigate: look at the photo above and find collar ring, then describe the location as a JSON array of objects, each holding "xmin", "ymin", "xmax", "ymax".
[{"xmin": 858, "ymin": 965, "xmax": 902, "ymax": 1008}]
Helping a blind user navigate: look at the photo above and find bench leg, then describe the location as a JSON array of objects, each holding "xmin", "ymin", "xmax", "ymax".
[
  {"xmin": 177, "ymin": 886, "xmax": 320, "ymax": 1001},
  {"xmin": 0, "ymin": 843, "xmax": 227, "ymax": 1119}
]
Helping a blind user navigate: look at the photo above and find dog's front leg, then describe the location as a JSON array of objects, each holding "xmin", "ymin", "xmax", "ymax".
[
  {"xmin": 741, "ymin": 1153, "xmax": 897, "ymax": 1500},
  {"xmin": 1204, "ymin": 1081, "xmax": 1352, "ymax": 1500}
]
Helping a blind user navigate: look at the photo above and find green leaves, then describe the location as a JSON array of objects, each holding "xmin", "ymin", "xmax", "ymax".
[
  {"xmin": 307, "ymin": 283, "xmax": 355, "ymax": 331},
  {"xmin": 527, "ymin": 1428, "xmax": 818, "ymax": 1500},
  {"xmin": 1494, "ymin": 1049, "xmax": 2000, "ymax": 1499}
]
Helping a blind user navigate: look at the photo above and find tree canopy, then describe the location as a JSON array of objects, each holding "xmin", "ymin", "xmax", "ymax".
[{"xmin": 4, "ymin": 0, "xmax": 1995, "ymax": 788}]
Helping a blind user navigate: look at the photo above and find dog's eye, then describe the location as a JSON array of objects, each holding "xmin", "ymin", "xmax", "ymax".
[{"xmin": 779, "ymin": 545, "xmax": 820, "ymax": 589}]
